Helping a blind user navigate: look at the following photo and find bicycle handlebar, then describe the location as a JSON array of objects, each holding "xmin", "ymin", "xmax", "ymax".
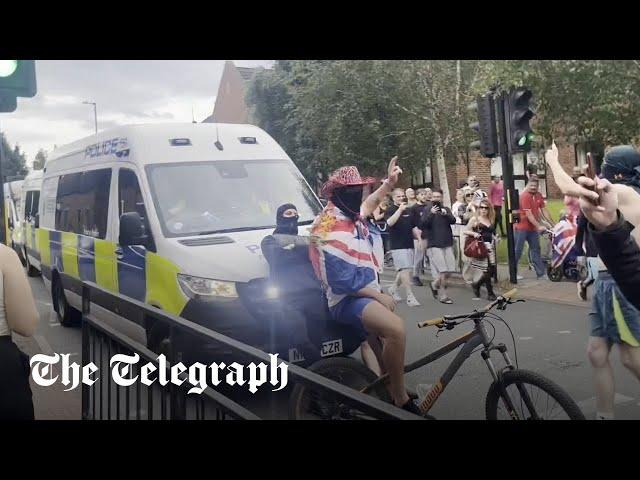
[{"xmin": 417, "ymin": 288, "xmax": 519, "ymax": 329}]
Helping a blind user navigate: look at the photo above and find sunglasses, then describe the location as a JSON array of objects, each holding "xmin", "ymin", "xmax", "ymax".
[
  {"xmin": 465, "ymin": 194, "xmax": 473, "ymax": 197},
  {"xmin": 479, "ymin": 206, "xmax": 490, "ymax": 210}
]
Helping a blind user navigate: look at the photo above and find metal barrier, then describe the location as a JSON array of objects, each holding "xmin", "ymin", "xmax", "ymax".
[{"xmin": 80, "ymin": 281, "xmax": 419, "ymax": 420}]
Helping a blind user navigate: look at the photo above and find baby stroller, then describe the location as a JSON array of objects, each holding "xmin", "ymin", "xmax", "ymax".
[{"xmin": 546, "ymin": 214, "xmax": 580, "ymax": 282}]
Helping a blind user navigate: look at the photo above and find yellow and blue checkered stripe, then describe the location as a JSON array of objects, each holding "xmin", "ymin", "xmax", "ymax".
[{"xmin": 41, "ymin": 229, "xmax": 187, "ymax": 316}]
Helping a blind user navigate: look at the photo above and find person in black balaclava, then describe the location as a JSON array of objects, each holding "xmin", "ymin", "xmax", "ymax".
[
  {"xmin": 601, "ymin": 145, "xmax": 640, "ymax": 191},
  {"xmin": 261, "ymin": 204, "xmax": 322, "ymax": 364},
  {"xmin": 272, "ymin": 203, "xmax": 299, "ymax": 235}
]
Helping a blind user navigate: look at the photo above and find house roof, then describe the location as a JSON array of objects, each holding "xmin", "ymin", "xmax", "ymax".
[{"xmin": 236, "ymin": 66, "xmax": 259, "ymax": 83}]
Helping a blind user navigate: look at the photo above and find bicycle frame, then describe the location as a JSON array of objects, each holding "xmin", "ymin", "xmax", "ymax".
[{"xmin": 362, "ymin": 317, "xmax": 516, "ymax": 414}]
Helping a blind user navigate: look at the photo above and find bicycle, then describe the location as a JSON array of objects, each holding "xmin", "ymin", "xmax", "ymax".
[{"xmin": 289, "ymin": 288, "xmax": 585, "ymax": 420}]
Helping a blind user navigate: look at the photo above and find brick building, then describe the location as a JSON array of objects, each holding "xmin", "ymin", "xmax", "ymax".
[{"xmin": 203, "ymin": 61, "xmax": 265, "ymax": 124}]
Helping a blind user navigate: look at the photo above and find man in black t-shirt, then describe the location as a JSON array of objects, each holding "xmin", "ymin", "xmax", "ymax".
[
  {"xmin": 420, "ymin": 188, "xmax": 457, "ymax": 304},
  {"xmin": 411, "ymin": 188, "xmax": 432, "ymax": 286},
  {"xmin": 385, "ymin": 188, "xmax": 420, "ymax": 307}
]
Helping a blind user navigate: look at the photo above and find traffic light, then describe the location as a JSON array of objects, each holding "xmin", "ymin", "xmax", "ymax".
[
  {"xmin": 468, "ymin": 94, "xmax": 498, "ymax": 158},
  {"xmin": 506, "ymin": 87, "xmax": 534, "ymax": 152},
  {"xmin": 0, "ymin": 60, "xmax": 37, "ymax": 113}
]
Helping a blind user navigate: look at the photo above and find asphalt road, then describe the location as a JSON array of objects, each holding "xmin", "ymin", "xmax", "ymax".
[{"xmin": 14, "ymin": 274, "xmax": 640, "ymax": 420}]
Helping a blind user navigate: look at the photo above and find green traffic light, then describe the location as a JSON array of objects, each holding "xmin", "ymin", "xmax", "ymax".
[
  {"xmin": 0, "ymin": 60, "xmax": 18, "ymax": 78},
  {"xmin": 517, "ymin": 132, "xmax": 534, "ymax": 146}
]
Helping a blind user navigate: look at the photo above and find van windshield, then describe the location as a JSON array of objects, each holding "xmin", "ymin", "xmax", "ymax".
[{"xmin": 146, "ymin": 160, "xmax": 321, "ymax": 238}]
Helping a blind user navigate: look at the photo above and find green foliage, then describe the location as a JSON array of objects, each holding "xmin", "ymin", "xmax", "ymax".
[
  {"xmin": 247, "ymin": 60, "xmax": 479, "ymax": 188},
  {"xmin": 247, "ymin": 60, "xmax": 640, "ymax": 192},
  {"xmin": 0, "ymin": 133, "xmax": 29, "ymax": 178},
  {"xmin": 473, "ymin": 60, "xmax": 640, "ymax": 146}
]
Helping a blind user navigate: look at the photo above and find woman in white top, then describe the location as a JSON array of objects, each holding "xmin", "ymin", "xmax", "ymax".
[{"xmin": 0, "ymin": 244, "xmax": 40, "ymax": 420}]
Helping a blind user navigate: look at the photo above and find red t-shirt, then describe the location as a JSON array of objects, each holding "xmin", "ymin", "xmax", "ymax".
[{"xmin": 515, "ymin": 191, "xmax": 546, "ymax": 232}]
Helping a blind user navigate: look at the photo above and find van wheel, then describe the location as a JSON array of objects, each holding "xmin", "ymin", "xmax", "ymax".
[
  {"xmin": 53, "ymin": 278, "xmax": 79, "ymax": 327},
  {"xmin": 24, "ymin": 249, "xmax": 39, "ymax": 277},
  {"xmin": 14, "ymin": 244, "xmax": 26, "ymax": 266}
]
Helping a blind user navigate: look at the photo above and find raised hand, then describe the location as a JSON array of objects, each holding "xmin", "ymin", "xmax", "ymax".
[
  {"xmin": 387, "ymin": 156, "xmax": 403, "ymax": 186},
  {"xmin": 545, "ymin": 140, "xmax": 559, "ymax": 165},
  {"xmin": 578, "ymin": 176, "xmax": 618, "ymax": 230}
]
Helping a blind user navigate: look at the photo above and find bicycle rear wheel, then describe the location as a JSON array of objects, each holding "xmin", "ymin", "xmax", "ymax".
[
  {"xmin": 485, "ymin": 369, "xmax": 585, "ymax": 420},
  {"xmin": 289, "ymin": 357, "xmax": 390, "ymax": 420}
]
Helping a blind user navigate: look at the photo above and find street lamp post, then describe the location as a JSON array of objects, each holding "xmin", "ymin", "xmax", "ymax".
[{"xmin": 82, "ymin": 101, "xmax": 97, "ymax": 134}]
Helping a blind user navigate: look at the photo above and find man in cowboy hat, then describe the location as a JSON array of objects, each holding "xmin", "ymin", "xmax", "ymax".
[{"xmin": 309, "ymin": 157, "xmax": 422, "ymax": 414}]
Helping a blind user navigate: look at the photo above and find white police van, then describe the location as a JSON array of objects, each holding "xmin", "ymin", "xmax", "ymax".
[
  {"xmin": 3, "ymin": 179, "xmax": 24, "ymax": 259},
  {"xmin": 38, "ymin": 123, "xmax": 322, "ymax": 354},
  {"xmin": 19, "ymin": 170, "xmax": 43, "ymax": 276}
]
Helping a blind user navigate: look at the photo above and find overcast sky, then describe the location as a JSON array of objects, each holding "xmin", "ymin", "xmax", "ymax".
[{"xmin": 0, "ymin": 60, "xmax": 274, "ymax": 167}]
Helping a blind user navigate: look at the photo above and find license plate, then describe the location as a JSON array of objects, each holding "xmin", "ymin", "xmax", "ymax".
[
  {"xmin": 288, "ymin": 348, "xmax": 305, "ymax": 363},
  {"xmin": 321, "ymin": 339, "xmax": 343, "ymax": 357}
]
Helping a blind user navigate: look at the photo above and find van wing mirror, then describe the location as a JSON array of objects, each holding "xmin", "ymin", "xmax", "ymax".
[
  {"xmin": 119, "ymin": 212, "xmax": 148, "ymax": 247},
  {"xmin": 8, "ymin": 217, "xmax": 14, "ymax": 229},
  {"xmin": 34, "ymin": 213, "xmax": 39, "ymax": 229}
]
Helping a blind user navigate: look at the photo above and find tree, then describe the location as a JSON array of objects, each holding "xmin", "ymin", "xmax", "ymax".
[
  {"xmin": 33, "ymin": 148, "xmax": 47, "ymax": 170},
  {"xmin": 375, "ymin": 60, "xmax": 479, "ymax": 205},
  {"xmin": 0, "ymin": 133, "xmax": 29, "ymax": 179},
  {"xmin": 473, "ymin": 60, "xmax": 640, "ymax": 147},
  {"xmin": 247, "ymin": 60, "xmax": 468, "ymax": 193}
]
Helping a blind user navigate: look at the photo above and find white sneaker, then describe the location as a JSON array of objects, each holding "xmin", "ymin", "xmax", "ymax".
[
  {"xmin": 406, "ymin": 294, "xmax": 421, "ymax": 307},
  {"xmin": 388, "ymin": 285, "xmax": 402, "ymax": 302},
  {"xmin": 516, "ymin": 275, "xmax": 524, "ymax": 280}
]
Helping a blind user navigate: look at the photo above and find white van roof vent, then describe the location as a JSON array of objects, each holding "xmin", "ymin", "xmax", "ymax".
[
  {"xmin": 239, "ymin": 136, "xmax": 257, "ymax": 144},
  {"xmin": 169, "ymin": 138, "xmax": 192, "ymax": 146}
]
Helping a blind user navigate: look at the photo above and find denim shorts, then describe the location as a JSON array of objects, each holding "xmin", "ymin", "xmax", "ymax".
[
  {"xmin": 589, "ymin": 272, "xmax": 640, "ymax": 346},
  {"xmin": 329, "ymin": 297, "xmax": 373, "ymax": 343}
]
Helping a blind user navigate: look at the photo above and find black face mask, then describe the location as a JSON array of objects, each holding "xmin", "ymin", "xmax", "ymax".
[
  {"xmin": 601, "ymin": 145, "xmax": 640, "ymax": 190},
  {"xmin": 333, "ymin": 187, "xmax": 363, "ymax": 220},
  {"xmin": 274, "ymin": 203, "xmax": 298, "ymax": 235}
]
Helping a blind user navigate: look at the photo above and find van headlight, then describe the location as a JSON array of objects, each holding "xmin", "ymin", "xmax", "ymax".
[{"xmin": 177, "ymin": 274, "xmax": 238, "ymax": 299}]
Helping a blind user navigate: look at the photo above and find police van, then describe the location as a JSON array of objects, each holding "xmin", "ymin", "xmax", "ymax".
[
  {"xmin": 3, "ymin": 179, "xmax": 24, "ymax": 260},
  {"xmin": 39, "ymin": 123, "xmax": 322, "ymax": 354},
  {"xmin": 19, "ymin": 170, "xmax": 43, "ymax": 276}
]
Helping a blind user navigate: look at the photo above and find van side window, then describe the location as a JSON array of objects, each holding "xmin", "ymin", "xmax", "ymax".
[
  {"xmin": 55, "ymin": 169, "xmax": 112, "ymax": 239},
  {"xmin": 118, "ymin": 169, "xmax": 146, "ymax": 218},
  {"xmin": 118, "ymin": 168, "xmax": 155, "ymax": 251},
  {"xmin": 30, "ymin": 191, "xmax": 40, "ymax": 218},
  {"xmin": 24, "ymin": 192, "xmax": 32, "ymax": 221}
]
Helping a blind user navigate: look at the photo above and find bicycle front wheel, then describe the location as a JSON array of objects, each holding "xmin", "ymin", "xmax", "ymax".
[{"xmin": 485, "ymin": 369, "xmax": 585, "ymax": 420}]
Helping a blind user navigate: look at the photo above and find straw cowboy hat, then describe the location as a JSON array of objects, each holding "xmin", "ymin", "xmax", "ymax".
[{"xmin": 320, "ymin": 166, "xmax": 377, "ymax": 199}]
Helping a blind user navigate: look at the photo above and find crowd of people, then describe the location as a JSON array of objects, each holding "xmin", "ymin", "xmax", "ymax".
[
  {"xmin": 2, "ymin": 137, "xmax": 640, "ymax": 419},
  {"xmin": 261, "ymin": 142, "xmax": 640, "ymax": 418}
]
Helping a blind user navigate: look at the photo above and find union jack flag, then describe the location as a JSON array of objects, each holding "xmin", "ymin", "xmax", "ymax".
[
  {"xmin": 309, "ymin": 203, "xmax": 381, "ymax": 308},
  {"xmin": 550, "ymin": 217, "xmax": 577, "ymax": 269}
]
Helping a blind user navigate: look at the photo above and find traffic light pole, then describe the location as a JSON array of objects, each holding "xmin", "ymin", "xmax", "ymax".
[{"xmin": 496, "ymin": 92, "xmax": 518, "ymax": 284}]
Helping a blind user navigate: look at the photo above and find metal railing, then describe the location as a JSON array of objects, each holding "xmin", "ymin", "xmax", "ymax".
[{"xmin": 80, "ymin": 281, "xmax": 419, "ymax": 420}]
